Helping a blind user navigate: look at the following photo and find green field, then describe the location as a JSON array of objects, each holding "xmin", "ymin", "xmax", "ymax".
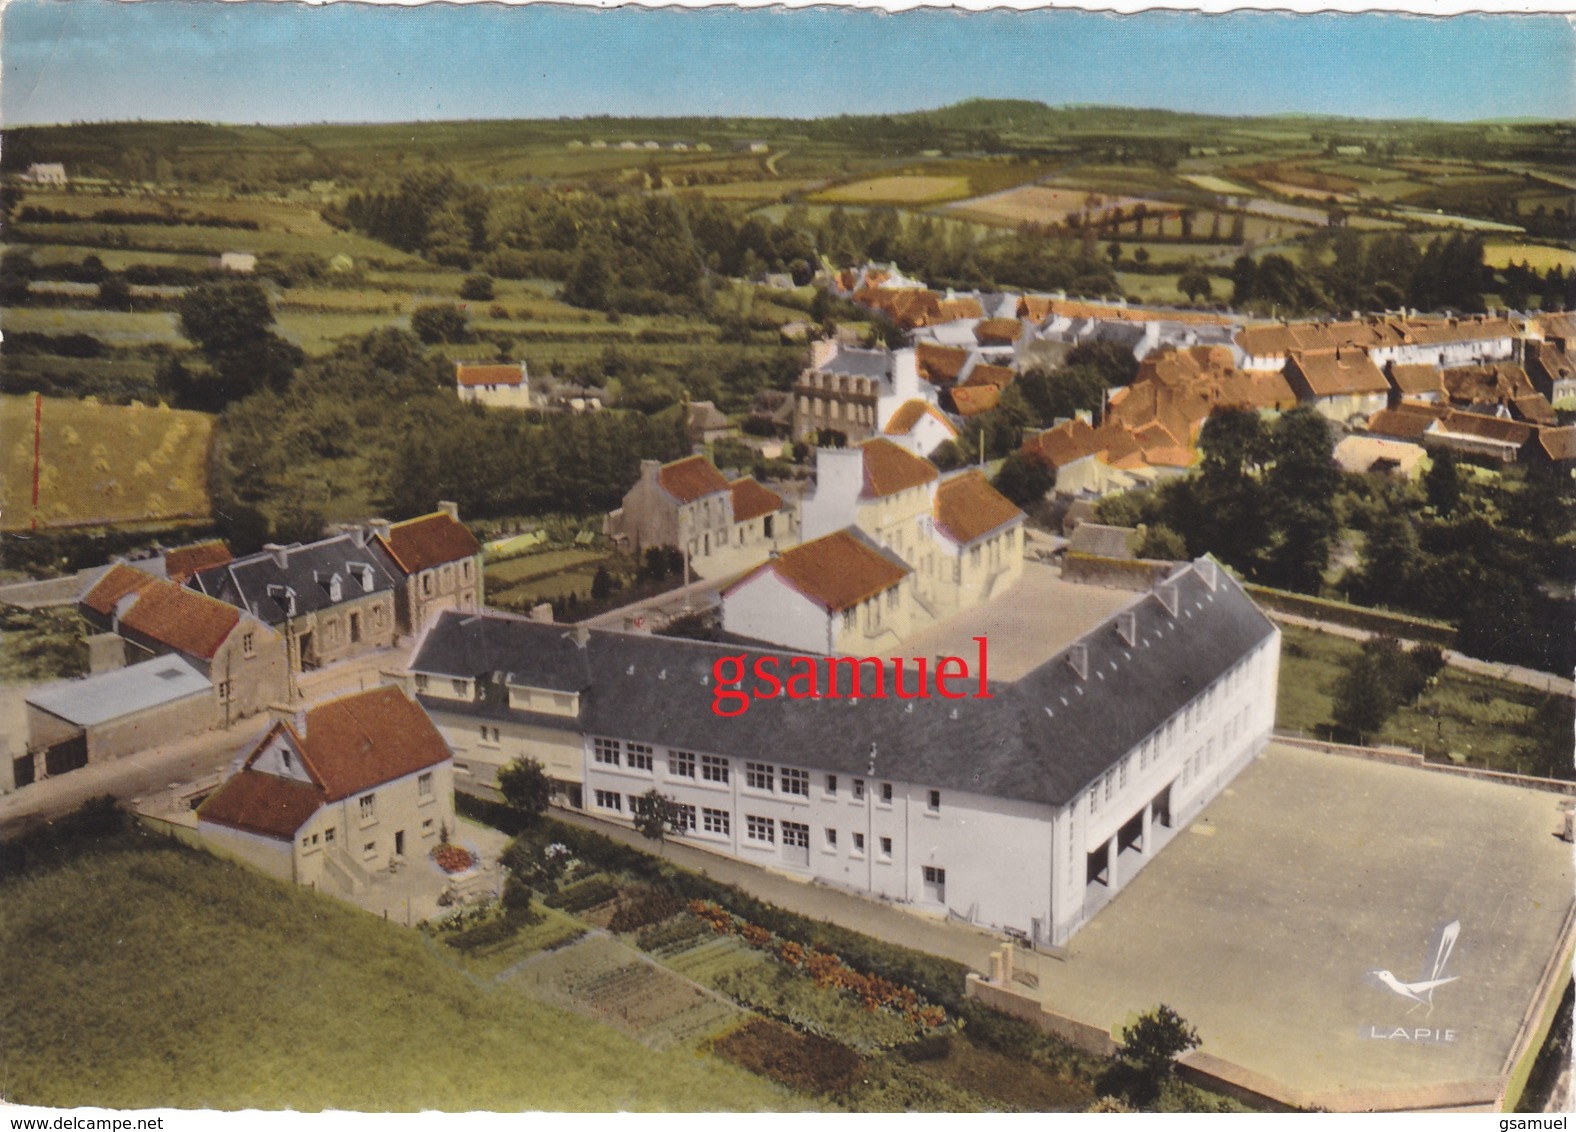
[
  {"xmin": 0, "ymin": 395, "xmax": 213, "ymax": 531},
  {"xmin": 1275, "ymin": 625, "xmax": 1572, "ymax": 779},
  {"xmin": 0, "ymin": 819, "xmax": 795, "ymax": 1110}
]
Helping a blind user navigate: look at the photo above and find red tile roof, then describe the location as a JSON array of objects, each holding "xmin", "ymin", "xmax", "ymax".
[
  {"xmin": 658, "ymin": 455, "xmax": 731, "ymax": 504},
  {"xmin": 934, "ymin": 296, "xmax": 984, "ymax": 323},
  {"xmin": 1367, "ymin": 405, "xmax": 1445, "ymax": 442},
  {"xmin": 883, "ymin": 400, "xmax": 957, "ymax": 437},
  {"xmin": 1286, "ymin": 348, "xmax": 1390, "ymax": 398},
  {"xmin": 83, "ymin": 564, "xmax": 241, "ymax": 661},
  {"xmin": 164, "ymin": 540, "xmax": 232, "ymax": 584},
  {"xmin": 1388, "ymin": 364, "xmax": 1442, "ymax": 398},
  {"xmin": 198, "ymin": 770, "xmax": 325, "ymax": 840},
  {"xmin": 455, "ymin": 363, "xmax": 525, "ymax": 388},
  {"xmin": 1442, "ymin": 362, "xmax": 1536, "ymax": 406},
  {"xmin": 860, "ymin": 438, "xmax": 939, "ymax": 497},
  {"xmin": 1537, "ymin": 426, "xmax": 1576, "ymax": 462},
  {"xmin": 1021, "ymin": 419, "xmax": 1099, "ymax": 469},
  {"xmin": 915, "ymin": 342, "xmax": 971, "ymax": 385},
  {"xmin": 729, "ymin": 477, "xmax": 784, "ymax": 524},
  {"xmin": 744, "ymin": 530, "xmax": 909, "ymax": 613},
  {"xmin": 1432, "ymin": 410, "xmax": 1534, "ymax": 447},
  {"xmin": 294, "ymin": 685, "xmax": 452, "ymax": 801},
  {"xmin": 950, "ymin": 384, "xmax": 1002, "ymax": 417},
  {"xmin": 82, "ymin": 563, "xmax": 158, "ymax": 616},
  {"xmin": 974, "ymin": 319, "xmax": 1022, "ymax": 347},
  {"xmin": 933, "ymin": 471, "xmax": 1023, "ymax": 545},
  {"xmin": 962, "ymin": 363, "xmax": 1015, "ymax": 390},
  {"xmin": 378, "ymin": 512, "xmax": 481, "ymax": 575}
]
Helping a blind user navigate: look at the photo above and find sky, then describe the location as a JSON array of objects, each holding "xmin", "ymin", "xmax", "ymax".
[{"xmin": 2, "ymin": 1, "xmax": 1572, "ymax": 127}]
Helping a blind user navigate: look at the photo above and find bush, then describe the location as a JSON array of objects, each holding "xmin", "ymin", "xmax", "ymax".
[
  {"xmin": 411, "ymin": 303, "xmax": 471, "ymax": 345},
  {"xmin": 460, "ymin": 273, "xmax": 495, "ymax": 302}
]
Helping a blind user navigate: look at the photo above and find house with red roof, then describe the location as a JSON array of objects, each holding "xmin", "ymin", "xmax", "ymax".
[
  {"xmin": 371, "ymin": 502, "xmax": 484, "ymax": 636},
  {"xmin": 607, "ymin": 454, "xmax": 792, "ymax": 564},
  {"xmin": 80, "ymin": 564, "xmax": 288, "ymax": 720},
  {"xmin": 882, "ymin": 399, "xmax": 959, "ymax": 459},
  {"xmin": 197, "ymin": 685, "xmax": 456, "ymax": 890},
  {"xmin": 722, "ymin": 529, "xmax": 916, "ymax": 654},
  {"xmin": 455, "ymin": 362, "xmax": 531, "ymax": 411}
]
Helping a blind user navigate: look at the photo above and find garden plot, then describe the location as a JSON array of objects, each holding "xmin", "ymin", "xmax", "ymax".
[{"xmin": 510, "ymin": 933, "xmax": 741, "ymax": 1051}]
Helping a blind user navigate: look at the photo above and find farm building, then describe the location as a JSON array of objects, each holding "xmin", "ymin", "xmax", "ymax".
[
  {"xmin": 455, "ymin": 362, "xmax": 531, "ymax": 411},
  {"xmin": 20, "ymin": 656, "xmax": 217, "ymax": 787},
  {"xmin": 403, "ymin": 555, "xmax": 1278, "ymax": 947}
]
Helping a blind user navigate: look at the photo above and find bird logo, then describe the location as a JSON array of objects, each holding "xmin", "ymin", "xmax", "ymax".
[{"xmin": 1371, "ymin": 920, "xmax": 1460, "ymax": 1016}]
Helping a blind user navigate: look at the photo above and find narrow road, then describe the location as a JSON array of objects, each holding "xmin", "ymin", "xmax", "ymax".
[{"xmin": 0, "ymin": 642, "xmax": 414, "ymax": 839}]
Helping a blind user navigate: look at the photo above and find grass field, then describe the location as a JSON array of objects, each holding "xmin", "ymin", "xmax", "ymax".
[
  {"xmin": 485, "ymin": 547, "xmax": 610, "ymax": 588},
  {"xmin": 0, "ymin": 306, "xmax": 186, "ymax": 344},
  {"xmin": 1275, "ymin": 625, "xmax": 1572, "ymax": 778},
  {"xmin": 1483, "ymin": 243, "xmax": 1576, "ymax": 272},
  {"xmin": 944, "ymin": 186, "xmax": 1144, "ymax": 228},
  {"xmin": 0, "ymin": 395, "xmax": 213, "ymax": 531},
  {"xmin": 0, "ymin": 825, "xmax": 794, "ymax": 1110}
]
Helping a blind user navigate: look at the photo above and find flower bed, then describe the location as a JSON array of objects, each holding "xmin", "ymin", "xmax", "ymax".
[
  {"xmin": 688, "ymin": 899, "xmax": 947, "ymax": 1028},
  {"xmin": 433, "ymin": 844, "xmax": 475, "ymax": 874}
]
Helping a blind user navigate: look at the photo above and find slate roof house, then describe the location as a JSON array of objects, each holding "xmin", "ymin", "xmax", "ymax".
[
  {"xmin": 188, "ymin": 532, "xmax": 404, "ymax": 672},
  {"xmin": 405, "ymin": 557, "xmax": 1278, "ymax": 946},
  {"xmin": 197, "ymin": 685, "xmax": 456, "ymax": 892}
]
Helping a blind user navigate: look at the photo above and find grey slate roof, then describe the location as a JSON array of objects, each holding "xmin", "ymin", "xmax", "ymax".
[
  {"xmin": 409, "ymin": 562, "xmax": 1275, "ymax": 809},
  {"xmin": 28, "ymin": 656, "xmax": 210, "ymax": 727},
  {"xmin": 1067, "ymin": 523, "xmax": 1138, "ymax": 560},
  {"xmin": 188, "ymin": 533, "xmax": 403, "ymax": 626},
  {"xmin": 818, "ymin": 348, "xmax": 891, "ymax": 379}
]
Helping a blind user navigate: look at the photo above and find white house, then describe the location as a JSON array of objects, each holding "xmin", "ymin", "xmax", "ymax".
[
  {"xmin": 404, "ymin": 559, "xmax": 1278, "ymax": 947},
  {"xmin": 455, "ymin": 362, "xmax": 532, "ymax": 411},
  {"xmin": 22, "ymin": 163, "xmax": 67, "ymax": 186}
]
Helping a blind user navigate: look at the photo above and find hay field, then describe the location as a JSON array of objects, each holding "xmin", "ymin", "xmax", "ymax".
[
  {"xmin": 1, "ymin": 395, "xmax": 213, "ymax": 531},
  {"xmin": 945, "ymin": 186, "xmax": 1145, "ymax": 227},
  {"xmin": 813, "ymin": 175, "xmax": 972, "ymax": 206},
  {"xmin": 1482, "ymin": 243, "xmax": 1576, "ymax": 272}
]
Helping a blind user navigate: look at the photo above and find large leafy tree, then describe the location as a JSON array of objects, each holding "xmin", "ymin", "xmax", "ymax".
[
  {"xmin": 498, "ymin": 757, "xmax": 552, "ymax": 825},
  {"xmin": 175, "ymin": 279, "xmax": 302, "ymax": 409}
]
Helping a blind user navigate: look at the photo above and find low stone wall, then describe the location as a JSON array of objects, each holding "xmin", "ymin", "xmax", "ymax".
[
  {"xmin": 964, "ymin": 973, "xmax": 1117, "ymax": 1058},
  {"xmin": 1275, "ymin": 734, "xmax": 1576, "ymax": 797}
]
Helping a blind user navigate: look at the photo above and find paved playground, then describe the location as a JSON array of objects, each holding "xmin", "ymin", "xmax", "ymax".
[{"xmin": 1022, "ymin": 743, "xmax": 1574, "ymax": 1105}]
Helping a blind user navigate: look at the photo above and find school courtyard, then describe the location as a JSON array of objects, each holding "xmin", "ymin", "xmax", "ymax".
[{"xmin": 1017, "ymin": 743, "xmax": 1575, "ymax": 1110}]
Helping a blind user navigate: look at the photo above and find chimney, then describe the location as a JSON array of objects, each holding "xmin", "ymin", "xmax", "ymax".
[
  {"xmin": 639, "ymin": 459, "xmax": 662, "ymax": 489},
  {"xmin": 263, "ymin": 543, "xmax": 288, "ymax": 569},
  {"xmin": 438, "ymin": 500, "xmax": 460, "ymax": 521},
  {"xmin": 529, "ymin": 603, "xmax": 554, "ymax": 624},
  {"xmin": 369, "ymin": 518, "xmax": 392, "ymax": 543},
  {"xmin": 1066, "ymin": 642, "xmax": 1089, "ymax": 680}
]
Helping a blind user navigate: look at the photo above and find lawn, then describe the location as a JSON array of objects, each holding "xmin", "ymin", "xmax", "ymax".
[
  {"xmin": 1482, "ymin": 243, "xmax": 1576, "ymax": 272},
  {"xmin": 1275, "ymin": 624, "xmax": 1572, "ymax": 779},
  {"xmin": 0, "ymin": 395, "xmax": 214, "ymax": 531},
  {"xmin": 0, "ymin": 306, "xmax": 186, "ymax": 344},
  {"xmin": 0, "ymin": 819, "xmax": 795, "ymax": 1111}
]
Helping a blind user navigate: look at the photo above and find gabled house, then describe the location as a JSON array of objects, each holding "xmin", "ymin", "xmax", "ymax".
[
  {"xmin": 80, "ymin": 564, "xmax": 288, "ymax": 719},
  {"xmin": 188, "ymin": 533, "xmax": 404, "ymax": 672},
  {"xmin": 930, "ymin": 470, "xmax": 1026, "ymax": 612},
  {"xmin": 728, "ymin": 476, "xmax": 791, "ymax": 550},
  {"xmin": 607, "ymin": 454, "xmax": 736, "ymax": 561},
  {"xmin": 722, "ymin": 528, "xmax": 916, "ymax": 654},
  {"xmin": 455, "ymin": 362, "xmax": 531, "ymax": 411},
  {"xmin": 372, "ymin": 502, "xmax": 484, "ymax": 636},
  {"xmin": 1283, "ymin": 348, "xmax": 1391, "ymax": 421},
  {"xmin": 883, "ymin": 399, "xmax": 960, "ymax": 458},
  {"xmin": 197, "ymin": 685, "xmax": 456, "ymax": 890}
]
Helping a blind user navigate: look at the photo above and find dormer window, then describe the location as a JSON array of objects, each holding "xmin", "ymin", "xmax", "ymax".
[
  {"xmin": 348, "ymin": 563, "xmax": 375, "ymax": 593},
  {"xmin": 329, "ymin": 576, "xmax": 342, "ymax": 602}
]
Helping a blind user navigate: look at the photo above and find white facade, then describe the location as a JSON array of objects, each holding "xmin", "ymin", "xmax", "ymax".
[{"xmin": 579, "ymin": 628, "xmax": 1280, "ymax": 946}]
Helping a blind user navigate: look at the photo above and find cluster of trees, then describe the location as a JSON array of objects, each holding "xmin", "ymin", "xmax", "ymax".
[
  {"xmin": 1097, "ymin": 407, "xmax": 1342, "ymax": 593},
  {"xmin": 213, "ymin": 325, "xmax": 693, "ymax": 544},
  {"xmin": 1331, "ymin": 637, "xmax": 1446, "ymax": 742},
  {"xmin": 1231, "ymin": 231, "xmax": 1574, "ymax": 317},
  {"xmin": 169, "ymin": 280, "xmax": 304, "ymax": 411}
]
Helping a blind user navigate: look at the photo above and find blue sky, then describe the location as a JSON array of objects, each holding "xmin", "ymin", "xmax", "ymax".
[{"xmin": 2, "ymin": 2, "xmax": 1571, "ymax": 126}]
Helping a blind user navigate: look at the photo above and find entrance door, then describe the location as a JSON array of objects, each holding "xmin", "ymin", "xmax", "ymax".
[
  {"xmin": 922, "ymin": 865, "xmax": 946, "ymax": 904},
  {"xmin": 394, "ymin": 830, "xmax": 405, "ymax": 858},
  {"xmin": 1151, "ymin": 785, "xmax": 1173, "ymax": 829}
]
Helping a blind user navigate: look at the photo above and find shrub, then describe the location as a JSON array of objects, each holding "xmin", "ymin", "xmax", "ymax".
[
  {"xmin": 543, "ymin": 874, "xmax": 620, "ymax": 913},
  {"xmin": 460, "ymin": 274, "xmax": 495, "ymax": 302}
]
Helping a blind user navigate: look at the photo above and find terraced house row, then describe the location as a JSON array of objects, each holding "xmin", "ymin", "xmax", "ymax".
[{"xmin": 400, "ymin": 555, "xmax": 1278, "ymax": 947}]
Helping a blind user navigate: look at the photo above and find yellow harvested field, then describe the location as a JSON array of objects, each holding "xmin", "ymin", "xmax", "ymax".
[
  {"xmin": 1180, "ymin": 174, "xmax": 1252, "ymax": 195},
  {"xmin": 1, "ymin": 395, "xmax": 213, "ymax": 531},
  {"xmin": 814, "ymin": 175, "xmax": 972, "ymax": 205},
  {"xmin": 1255, "ymin": 180, "xmax": 1358, "ymax": 204},
  {"xmin": 945, "ymin": 186, "xmax": 1146, "ymax": 227},
  {"xmin": 1483, "ymin": 243, "xmax": 1576, "ymax": 272}
]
